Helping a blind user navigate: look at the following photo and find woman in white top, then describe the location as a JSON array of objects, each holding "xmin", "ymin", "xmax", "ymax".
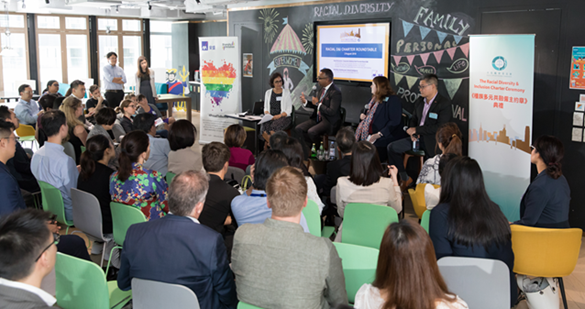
[
  {"xmin": 416, "ymin": 122, "xmax": 462, "ymax": 185},
  {"xmin": 354, "ymin": 220, "xmax": 468, "ymax": 309},
  {"xmin": 261, "ymin": 72, "xmax": 292, "ymax": 140},
  {"xmin": 167, "ymin": 120, "xmax": 203, "ymax": 174},
  {"xmin": 336, "ymin": 141, "xmax": 402, "ymax": 217}
]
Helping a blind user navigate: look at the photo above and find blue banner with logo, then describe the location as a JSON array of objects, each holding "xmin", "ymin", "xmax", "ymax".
[
  {"xmin": 321, "ymin": 44, "xmax": 384, "ymax": 59},
  {"xmin": 468, "ymin": 35, "xmax": 535, "ymax": 221}
]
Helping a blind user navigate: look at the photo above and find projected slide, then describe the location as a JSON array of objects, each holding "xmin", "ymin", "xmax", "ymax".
[{"xmin": 317, "ymin": 23, "xmax": 389, "ymax": 82}]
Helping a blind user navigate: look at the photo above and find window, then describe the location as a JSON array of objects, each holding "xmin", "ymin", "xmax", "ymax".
[
  {"xmin": 0, "ymin": 13, "xmax": 28, "ymax": 97},
  {"xmin": 150, "ymin": 20, "xmax": 172, "ymax": 69},
  {"xmin": 65, "ymin": 17, "xmax": 86, "ymax": 30},
  {"xmin": 99, "ymin": 35, "xmax": 118, "ymax": 71},
  {"xmin": 0, "ymin": 15, "xmax": 25, "ymax": 28},
  {"xmin": 37, "ymin": 16, "xmax": 60, "ymax": 29},
  {"xmin": 98, "ymin": 18, "xmax": 118, "ymax": 31},
  {"xmin": 37, "ymin": 34, "xmax": 63, "ymax": 87},
  {"xmin": 123, "ymin": 20, "xmax": 141, "ymax": 31},
  {"xmin": 66, "ymin": 35, "xmax": 89, "ymax": 82}
]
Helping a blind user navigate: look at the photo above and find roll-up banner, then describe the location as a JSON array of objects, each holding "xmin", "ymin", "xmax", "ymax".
[
  {"xmin": 468, "ymin": 35, "xmax": 535, "ymax": 221},
  {"xmin": 199, "ymin": 37, "xmax": 240, "ymax": 144}
]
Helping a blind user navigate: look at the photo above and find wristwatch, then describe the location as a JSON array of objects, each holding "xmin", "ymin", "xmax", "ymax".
[{"xmin": 378, "ymin": 132, "xmax": 383, "ymax": 137}]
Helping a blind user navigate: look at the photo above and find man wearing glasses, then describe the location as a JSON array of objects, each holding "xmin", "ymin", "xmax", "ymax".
[
  {"xmin": 386, "ymin": 74, "xmax": 452, "ymax": 189},
  {"xmin": 14, "ymin": 84, "xmax": 41, "ymax": 127},
  {"xmin": 0, "ymin": 209, "xmax": 59, "ymax": 308},
  {"xmin": 295, "ymin": 68, "xmax": 342, "ymax": 158}
]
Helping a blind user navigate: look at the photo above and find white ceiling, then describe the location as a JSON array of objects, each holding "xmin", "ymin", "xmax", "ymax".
[{"xmin": 1, "ymin": 0, "xmax": 324, "ymax": 21}]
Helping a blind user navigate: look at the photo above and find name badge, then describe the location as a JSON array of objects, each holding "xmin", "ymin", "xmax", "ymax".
[
  {"xmin": 429, "ymin": 112, "xmax": 438, "ymax": 119},
  {"xmin": 276, "ymin": 96, "xmax": 282, "ymax": 101}
]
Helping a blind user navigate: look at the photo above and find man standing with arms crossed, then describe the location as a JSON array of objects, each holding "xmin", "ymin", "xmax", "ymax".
[{"xmin": 102, "ymin": 52, "xmax": 127, "ymax": 108}]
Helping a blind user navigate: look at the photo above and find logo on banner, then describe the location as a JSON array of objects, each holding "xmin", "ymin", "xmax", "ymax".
[
  {"xmin": 492, "ymin": 56, "xmax": 507, "ymax": 71},
  {"xmin": 202, "ymin": 41, "xmax": 208, "ymax": 51},
  {"xmin": 222, "ymin": 42, "xmax": 235, "ymax": 50},
  {"xmin": 340, "ymin": 28, "xmax": 361, "ymax": 42}
]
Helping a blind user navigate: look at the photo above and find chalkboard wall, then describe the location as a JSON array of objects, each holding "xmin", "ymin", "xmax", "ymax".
[{"xmin": 226, "ymin": 0, "xmax": 585, "ymax": 229}]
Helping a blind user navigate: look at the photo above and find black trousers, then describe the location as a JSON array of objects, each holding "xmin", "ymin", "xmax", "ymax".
[
  {"xmin": 105, "ymin": 90, "xmax": 125, "ymax": 109},
  {"xmin": 386, "ymin": 136, "xmax": 429, "ymax": 181},
  {"xmin": 294, "ymin": 118, "xmax": 331, "ymax": 158},
  {"xmin": 58, "ymin": 235, "xmax": 91, "ymax": 261}
]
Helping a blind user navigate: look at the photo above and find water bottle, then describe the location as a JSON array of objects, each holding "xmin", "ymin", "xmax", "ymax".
[
  {"xmin": 412, "ymin": 137, "xmax": 420, "ymax": 151},
  {"xmin": 310, "ymin": 143, "xmax": 316, "ymax": 158},
  {"xmin": 329, "ymin": 141, "xmax": 336, "ymax": 161}
]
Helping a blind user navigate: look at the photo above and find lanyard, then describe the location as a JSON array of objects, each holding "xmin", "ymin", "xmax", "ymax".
[{"xmin": 250, "ymin": 193, "xmax": 266, "ymax": 197}]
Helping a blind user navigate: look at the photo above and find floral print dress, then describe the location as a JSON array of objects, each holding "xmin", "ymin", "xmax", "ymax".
[{"xmin": 110, "ymin": 162, "xmax": 169, "ymax": 220}]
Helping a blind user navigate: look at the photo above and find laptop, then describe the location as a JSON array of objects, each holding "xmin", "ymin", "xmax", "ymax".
[{"xmin": 252, "ymin": 101, "xmax": 264, "ymax": 115}]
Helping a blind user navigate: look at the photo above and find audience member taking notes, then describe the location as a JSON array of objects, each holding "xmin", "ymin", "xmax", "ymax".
[{"xmin": 232, "ymin": 166, "xmax": 348, "ymax": 308}]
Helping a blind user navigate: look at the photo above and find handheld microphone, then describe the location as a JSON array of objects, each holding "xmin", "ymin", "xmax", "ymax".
[{"xmin": 309, "ymin": 85, "xmax": 317, "ymax": 97}]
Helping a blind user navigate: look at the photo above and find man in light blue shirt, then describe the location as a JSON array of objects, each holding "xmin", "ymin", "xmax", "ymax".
[
  {"xmin": 102, "ymin": 52, "xmax": 127, "ymax": 108},
  {"xmin": 14, "ymin": 84, "xmax": 41, "ymax": 127},
  {"xmin": 231, "ymin": 149, "xmax": 310, "ymax": 233},
  {"xmin": 30, "ymin": 110, "xmax": 79, "ymax": 221},
  {"xmin": 133, "ymin": 113, "xmax": 171, "ymax": 175}
]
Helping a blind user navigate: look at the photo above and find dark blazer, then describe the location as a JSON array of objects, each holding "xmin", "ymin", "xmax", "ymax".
[
  {"xmin": 514, "ymin": 171, "xmax": 571, "ymax": 228},
  {"xmin": 0, "ymin": 284, "xmax": 55, "ymax": 309},
  {"xmin": 409, "ymin": 93, "xmax": 452, "ymax": 156},
  {"xmin": 119, "ymin": 116, "xmax": 134, "ymax": 134},
  {"xmin": 430, "ymin": 202, "xmax": 517, "ymax": 307},
  {"xmin": 6, "ymin": 142, "xmax": 39, "ymax": 192},
  {"xmin": 306, "ymin": 83, "xmax": 342, "ymax": 128},
  {"xmin": 369, "ymin": 95, "xmax": 408, "ymax": 148},
  {"xmin": 199, "ymin": 174, "xmax": 239, "ymax": 234},
  {"xmin": 323, "ymin": 154, "xmax": 352, "ymax": 197},
  {"xmin": 0, "ymin": 162, "xmax": 26, "ymax": 217},
  {"xmin": 118, "ymin": 214, "xmax": 237, "ymax": 309}
]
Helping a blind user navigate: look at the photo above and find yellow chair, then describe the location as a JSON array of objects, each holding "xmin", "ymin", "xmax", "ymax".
[
  {"xmin": 15, "ymin": 123, "xmax": 37, "ymax": 148},
  {"xmin": 410, "ymin": 183, "xmax": 440, "ymax": 220},
  {"xmin": 511, "ymin": 225, "xmax": 582, "ymax": 309}
]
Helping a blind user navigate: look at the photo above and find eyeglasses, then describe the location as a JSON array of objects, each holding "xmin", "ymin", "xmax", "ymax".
[
  {"xmin": 530, "ymin": 145, "xmax": 537, "ymax": 152},
  {"xmin": 317, "ymin": 77, "xmax": 326, "ymax": 80},
  {"xmin": 419, "ymin": 84, "xmax": 431, "ymax": 90},
  {"xmin": 274, "ymin": 80, "xmax": 283, "ymax": 83},
  {"xmin": 35, "ymin": 233, "xmax": 60, "ymax": 262},
  {"xmin": 1, "ymin": 135, "xmax": 19, "ymax": 142},
  {"xmin": 129, "ymin": 105, "xmax": 136, "ymax": 108}
]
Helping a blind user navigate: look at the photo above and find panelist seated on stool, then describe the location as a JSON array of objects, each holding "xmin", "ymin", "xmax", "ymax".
[
  {"xmin": 295, "ymin": 68, "xmax": 342, "ymax": 158},
  {"xmin": 386, "ymin": 74, "xmax": 452, "ymax": 184}
]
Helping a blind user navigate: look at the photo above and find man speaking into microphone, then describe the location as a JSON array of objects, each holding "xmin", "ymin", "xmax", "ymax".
[{"xmin": 295, "ymin": 68, "xmax": 342, "ymax": 158}]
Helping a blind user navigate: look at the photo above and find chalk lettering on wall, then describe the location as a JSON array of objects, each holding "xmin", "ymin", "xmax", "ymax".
[
  {"xmin": 446, "ymin": 58, "xmax": 469, "ymax": 74},
  {"xmin": 396, "ymin": 86, "xmax": 420, "ymax": 104},
  {"xmin": 414, "ymin": 65, "xmax": 436, "ymax": 76},
  {"xmin": 313, "ymin": 2, "xmax": 395, "ymax": 18},
  {"xmin": 396, "ymin": 39, "xmax": 457, "ymax": 54},
  {"xmin": 393, "ymin": 62, "xmax": 411, "ymax": 74},
  {"xmin": 452, "ymin": 104, "xmax": 467, "ymax": 121},
  {"xmin": 412, "ymin": 6, "xmax": 471, "ymax": 36}
]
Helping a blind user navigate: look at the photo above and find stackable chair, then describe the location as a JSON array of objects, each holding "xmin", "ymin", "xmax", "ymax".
[
  {"xmin": 333, "ymin": 242, "xmax": 379, "ymax": 304},
  {"xmin": 302, "ymin": 199, "xmax": 335, "ymax": 238},
  {"xmin": 38, "ymin": 181, "xmax": 74, "ymax": 234},
  {"xmin": 342, "ymin": 203, "xmax": 399, "ymax": 249},
  {"xmin": 166, "ymin": 171, "xmax": 177, "ymax": 184},
  {"xmin": 132, "ymin": 278, "xmax": 199, "ymax": 309},
  {"xmin": 105, "ymin": 202, "xmax": 147, "ymax": 275}
]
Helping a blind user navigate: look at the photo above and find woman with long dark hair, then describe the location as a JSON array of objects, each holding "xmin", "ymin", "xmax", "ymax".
[
  {"xmin": 429, "ymin": 156, "xmax": 516, "ymax": 307},
  {"xmin": 41, "ymin": 80, "xmax": 62, "ymax": 98},
  {"xmin": 354, "ymin": 76, "xmax": 407, "ymax": 162},
  {"xmin": 135, "ymin": 56, "xmax": 157, "ymax": 104},
  {"xmin": 416, "ymin": 122, "xmax": 462, "ymax": 185},
  {"xmin": 355, "ymin": 220, "xmax": 468, "ymax": 309},
  {"xmin": 78, "ymin": 135, "xmax": 116, "ymax": 234},
  {"xmin": 109, "ymin": 131, "xmax": 169, "ymax": 220},
  {"xmin": 513, "ymin": 135, "xmax": 570, "ymax": 227}
]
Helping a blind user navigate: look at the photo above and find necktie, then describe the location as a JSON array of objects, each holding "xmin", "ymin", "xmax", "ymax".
[{"xmin": 317, "ymin": 88, "xmax": 325, "ymax": 122}]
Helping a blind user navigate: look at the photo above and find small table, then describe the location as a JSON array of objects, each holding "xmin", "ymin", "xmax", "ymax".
[
  {"xmin": 225, "ymin": 114, "xmax": 263, "ymax": 155},
  {"xmin": 156, "ymin": 94, "xmax": 193, "ymax": 122}
]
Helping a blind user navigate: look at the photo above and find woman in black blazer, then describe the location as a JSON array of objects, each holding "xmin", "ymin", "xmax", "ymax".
[
  {"xmin": 429, "ymin": 156, "xmax": 516, "ymax": 307},
  {"xmin": 513, "ymin": 135, "xmax": 570, "ymax": 228},
  {"xmin": 354, "ymin": 76, "xmax": 407, "ymax": 162},
  {"xmin": 115, "ymin": 99, "xmax": 137, "ymax": 134}
]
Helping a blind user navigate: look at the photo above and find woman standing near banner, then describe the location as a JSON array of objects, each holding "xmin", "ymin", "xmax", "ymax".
[
  {"xmin": 513, "ymin": 135, "xmax": 570, "ymax": 228},
  {"xmin": 260, "ymin": 72, "xmax": 292, "ymax": 141},
  {"xmin": 135, "ymin": 56, "xmax": 157, "ymax": 105},
  {"xmin": 355, "ymin": 76, "xmax": 406, "ymax": 162}
]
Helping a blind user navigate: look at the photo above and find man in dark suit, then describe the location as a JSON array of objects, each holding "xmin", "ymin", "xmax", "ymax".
[
  {"xmin": 0, "ymin": 209, "xmax": 59, "ymax": 309},
  {"xmin": 295, "ymin": 68, "xmax": 342, "ymax": 157},
  {"xmin": 117, "ymin": 170, "xmax": 237, "ymax": 309},
  {"xmin": 386, "ymin": 74, "xmax": 452, "ymax": 185}
]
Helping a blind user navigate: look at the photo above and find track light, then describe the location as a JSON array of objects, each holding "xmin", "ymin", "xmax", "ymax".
[
  {"xmin": 45, "ymin": 0, "xmax": 50, "ymax": 4},
  {"xmin": 195, "ymin": 0, "xmax": 200, "ymax": 4},
  {"xmin": 148, "ymin": 2, "xmax": 151, "ymax": 10},
  {"xmin": 21, "ymin": 1, "xmax": 25, "ymax": 9},
  {"xmin": 115, "ymin": 5, "xmax": 119, "ymax": 13}
]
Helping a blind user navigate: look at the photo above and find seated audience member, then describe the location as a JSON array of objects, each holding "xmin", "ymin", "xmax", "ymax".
[
  {"xmin": 336, "ymin": 141, "xmax": 402, "ymax": 217},
  {"xmin": 278, "ymin": 136, "xmax": 325, "ymax": 213},
  {"xmin": 0, "ymin": 107, "xmax": 39, "ymax": 193},
  {"xmin": 0, "ymin": 120, "xmax": 25, "ymax": 216},
  {"xmin": 14, "ymin": 84, "xmax": 41, "ymax": 127},
  {"xmin": 118, "ymin": 170, "xmax": 237, "ymax": 309},
  {"xmin": 200, "ymin": 142, "xmax": 239, "ymax": 258},
  {"xmin": 429, "ymin": 156, "xmax": 516, "ymax": 307},
  {"xmin": 513, "ymin": 135, "xmax": 570, "ymax": 228},
  {"xmin": 417, "ymin": 122, "xmax": 462, "ymax": 185},
  {"xmin": 40, "ymin": 80, "xmax": 62, "ymax": 98},
  {"xmin": 88, "ymin": 107, "xmax": 118, "ymax": 143},
  {"xmin": 387, "ymin": 74, "xmax": 452, "ymax": 185},
  {"xmin": 31, "ymin": 111, "xmax": 79, "ymax": 221},
  {"xmin": 60, "ymin": 96, "xmax": 87, "ymax": 164},
  {"xmin": 355, "ymin": 76, "xmax": 407, "ymax": 162},
  {"xmin": 232, "ymin": 166, "xmax": 348, "ymax": 308},
  {"xmin": 168, "ymin": 120, "xmax": 202, "ymax": 174},
  {"xmin": 268, "ymin": 130, "xmax": 288, "ymax": 150},
  {"xmin": 65, "ymin": 80, "xmax": 86, "ymax": 100},
  {"xmin": 124, "ymin": 93, "xmax": 137, "ymax": 104},
  {"xmin": 52, "ymin": 96, "xmax": 66, "ymax": 112},
  {"xmin": 86, "ymin": 85, "xmax": 109, "ymax": 116},
  {"xmin": 295, "ymin": 68, "xmax": 342, "ymax": 158},
  {"xmin": 260, "ymin": 72, "xmax": 292, "ymax": 141},
  {"xmin": 136, "ymin": 94, "xmax": 174, "ymax": 135},
  {"xmin": 115, "ymin": 99, "xmax": 136, "ymax": 134},
  {"xmin": 224, "ymin": 124, "xmax": 255, "ymax": 170},
  {"xmin": 133, "ymin": 113, "xmax": 171, "ymax": 175},
  {"xmin": 78, "ymin": 135, "xmax": 116, "ymax": 235},
  {"xmin": 355, "ymin": 220, "xmax": 468, "ymax": 309},
  {"xmin": 35, "ymin": 94, "xmax": 57, "ymax": 145},
  {"xmin": 316, "ymin": 126, "xmax": 355, "ymax": 198},
  {"xmin": 110, "ymin": 131, "xmax": 169, "ymax": 220},
  {"xmin": 425, "ymin": 153, "xmax": 458, "ymax": 210},
  {"xmin": 231, "ymin": 149, "xmax": 310, "ymax": 232}
]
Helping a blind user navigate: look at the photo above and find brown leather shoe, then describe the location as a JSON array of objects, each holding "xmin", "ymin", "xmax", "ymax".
[{"xmin": 400, "ymin": 177, "xmax": 413, "ymax": 192}]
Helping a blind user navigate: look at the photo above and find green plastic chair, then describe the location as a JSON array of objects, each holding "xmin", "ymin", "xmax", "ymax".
[
  {"xmin": 38, "ymin": 181, "xmax": 74, "ymax": 234},
  {"xmin": 166, "ymin": 171, "xmax": 176, "ymax": 184},
  {"xmin": 237, "ymin": 302, "xmax": 264, "ymax": 309},
  {"xmin": 55, "ymin": 252, "xmax": 132, "ymax": 309},
  {"xmin": 333, "ymin": 242, "xmax": 379, "ymax": 304},
  {"xmin": 80, "ymin": 145, "xmax": 86, "ymax": 153},
  {"xmin": 302, "ymin": 199, "xmax": 336, "ymax": 238},
  {"xmin": 421, "ymin": 210, "xmax": 431, "ymax": 233},
  {"xmin": 105, "ymin": 202, "xmax": 147, "ymax": 275},
  {"xmin": 342, "ymin": 203, "xmax": 399, "ymax": 249}
]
